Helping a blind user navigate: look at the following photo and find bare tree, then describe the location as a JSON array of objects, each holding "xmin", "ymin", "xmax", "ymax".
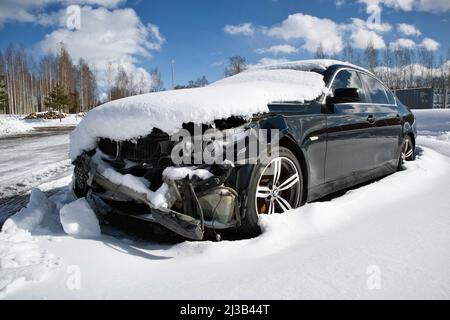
[
  {"xmin": 341, "ymin": 42, "xmax": 354, "ymax": 64},
  {"xmin": 105, "ymin": 61, "xmax": 115, "ymax": 102},
  {"xmin": 110, "ymin": 66, "xmax": 129, "ymax": 100},
  {"xmin": 365, "ymin": 42, "xmax": 378, "ymax": 72},
  {"xmin": 224, "ymin": 56, "xmax": 247, "ymax": 77},
  {"xmin": 150, "ymin": 68, "xmax": 163, "ymax": 92},
  {"xmin": 314, "ymin": 43, "xmax": 326, "ymax": 59}
]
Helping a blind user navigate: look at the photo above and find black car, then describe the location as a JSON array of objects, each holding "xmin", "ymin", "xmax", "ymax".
[{"xmin": 72, "ymin": 61, "xmax": 416, "ymax": 240}]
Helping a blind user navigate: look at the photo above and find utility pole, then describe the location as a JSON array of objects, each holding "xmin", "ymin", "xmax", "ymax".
[{"xmin": 171, "ymin": 59, "xmax": 175, "ymax": 89}]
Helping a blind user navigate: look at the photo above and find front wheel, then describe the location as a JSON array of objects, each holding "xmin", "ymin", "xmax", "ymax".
[{"xmin": 240, "ymin": 147, "xmax": 304, "ymax": 236}]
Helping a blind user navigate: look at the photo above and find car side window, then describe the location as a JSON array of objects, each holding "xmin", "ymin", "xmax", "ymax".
[
  {"xmin": 359, "ymin": 73, "xmax": 390, "ymax": 105},
  {"xmin": 385, "ymin": 88, "xmax": 396, "ymax": 105},
  {"xmin": 331, "ymin": 70, "xmax": 368, "ymax": 103}
]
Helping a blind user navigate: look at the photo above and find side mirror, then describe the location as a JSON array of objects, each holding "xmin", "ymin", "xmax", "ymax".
[{"xmin": 327, "ymin": 88, "xmax": 361, "ymax": 105}]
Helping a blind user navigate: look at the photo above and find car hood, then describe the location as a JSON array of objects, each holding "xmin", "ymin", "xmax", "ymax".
[{"xmin": 69, "ymin": 68, "xmax": 327, "ymax": 161}]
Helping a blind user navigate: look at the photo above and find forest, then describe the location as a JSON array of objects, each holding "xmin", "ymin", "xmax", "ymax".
[{"xmin": 0, "ymin": 41, "xmax": 449, "ymax": 115}]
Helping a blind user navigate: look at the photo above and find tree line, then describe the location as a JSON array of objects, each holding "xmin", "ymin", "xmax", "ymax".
[
  {"xmin": 0, "ymin": 42, "xmax": 212, "ymax": 114},
  {"xmin": 1, "ymin": 41, "xmax": 448, "ymax": 115},
  {"xmin": 0, "ymin": 43, "xmax": 97, "ymax": 115},
  {"xmin": 315, "ymin": 42, "xmax": 450, "ymax": 90},
  {"xmin": 222, "ymin": 44, "xmax": 450, "ymax": 90}
]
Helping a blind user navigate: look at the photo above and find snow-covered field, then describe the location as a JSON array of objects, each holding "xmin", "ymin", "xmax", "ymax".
[
  {"xmin": 0, "ymin": 114, "xmax": 81, "ymax": 137},
  {"xmin": 0, "ymin": 110, "xmax": 449, "ymax": 299}
]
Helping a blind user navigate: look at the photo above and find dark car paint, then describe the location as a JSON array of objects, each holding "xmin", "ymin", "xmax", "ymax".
[
  {"xmin": 235, "ymin": 64, "xmax": 416, "ymax": 209},
  {"xmin": 75, "ymin": 64, "xmax": 416, "ymax": 232}
]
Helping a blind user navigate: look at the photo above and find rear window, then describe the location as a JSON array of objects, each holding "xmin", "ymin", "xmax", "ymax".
[{"xmin": 359, "ymin": 73, "xmax": 390, "ymax": 105}]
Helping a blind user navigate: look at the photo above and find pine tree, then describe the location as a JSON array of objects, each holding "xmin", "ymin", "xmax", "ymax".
[
  {"xmin": 0, "ymin": 75, "xmax": 8, "ymax": 113},
  {"xmin": 44, "ymin": 84, "xmax": 70, "ymax": 121}
]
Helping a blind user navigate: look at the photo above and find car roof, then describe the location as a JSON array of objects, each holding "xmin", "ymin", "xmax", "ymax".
[{"xmin": 247, "ymin": 59, "xmax": 372, "ymax": 75}]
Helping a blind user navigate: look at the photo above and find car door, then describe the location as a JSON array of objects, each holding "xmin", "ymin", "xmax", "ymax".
[
  {"xmin": 359, "ymin": 73, "xmax": 402, "ymax": 168},
  {"xmin": 324, "ymin": 69, "xmax": 376, "ymax": 184}
]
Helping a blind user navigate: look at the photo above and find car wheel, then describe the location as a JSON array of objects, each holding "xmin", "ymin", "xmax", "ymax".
[
  {"xmin": 398, "ymin": 135, "xmax": 415, "ymax": 170},
  {"xmin": 240, "ymin": 147, "xmax": 303, "ymax": 236},
  {"xmin": 402, "ymin": 135, "xmax": 415, "ymax": 161}
]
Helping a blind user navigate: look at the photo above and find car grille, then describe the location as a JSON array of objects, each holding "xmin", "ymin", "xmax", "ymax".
[{"xmin": 98, "ymin": 131, "xmax": 172, "ymax": 162}]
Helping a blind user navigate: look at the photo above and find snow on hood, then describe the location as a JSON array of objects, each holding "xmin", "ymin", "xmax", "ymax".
[{"xmin": 69, "ymin": 67, "xmax": 327, "ymax": 160}]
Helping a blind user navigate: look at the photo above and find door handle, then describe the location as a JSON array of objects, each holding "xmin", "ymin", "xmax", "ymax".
[{"xmin": 367, "ymin": 115, "xmax": 376, "ymax": 124}]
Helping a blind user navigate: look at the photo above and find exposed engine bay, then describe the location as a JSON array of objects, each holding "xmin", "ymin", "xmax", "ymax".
[{"xmin": 72, "ymin": 117, "xmax": 255, "ymax": 240}]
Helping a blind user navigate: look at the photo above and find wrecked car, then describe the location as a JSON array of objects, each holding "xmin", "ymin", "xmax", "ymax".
[{"xmin": 70, "ymin": 59, "xmax": 416, "ymax": 240}]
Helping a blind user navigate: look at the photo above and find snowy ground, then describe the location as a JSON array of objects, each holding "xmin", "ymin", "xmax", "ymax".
[
  {"xmin": 0, "ymin": 114, "xmax": 81, "ymax": 137},
  {"xmin": 0, "ymin": 110, "xmax": 449, "ymax": 299},
  {"xmin": 0, "ymin": 130, "xmax": 74, "ymax": 224}
]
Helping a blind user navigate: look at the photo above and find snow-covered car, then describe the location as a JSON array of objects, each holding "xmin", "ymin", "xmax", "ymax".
[{"xmin": 70, "ymin": 59, "xmax": 416, "ymax": 240}]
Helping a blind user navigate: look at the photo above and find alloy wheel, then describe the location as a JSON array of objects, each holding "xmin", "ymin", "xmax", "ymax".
[
  {"xmin": 402, "ymin": 137, "xmax": 414, "ymax": 161},
  {"xmin": 255, "ymin": 157, "xmax": 301, "ymax": 215}
]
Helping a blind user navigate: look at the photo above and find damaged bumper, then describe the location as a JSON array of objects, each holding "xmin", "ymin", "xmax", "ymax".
[{"xmin": 73, "ymin": 153, "xmax": 239, "ymax": 240}]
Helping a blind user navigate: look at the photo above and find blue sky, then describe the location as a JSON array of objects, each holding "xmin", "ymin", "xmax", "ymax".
[{"xmin": 0, "ymin": 0, "xmax": 449, "ymax": 91}]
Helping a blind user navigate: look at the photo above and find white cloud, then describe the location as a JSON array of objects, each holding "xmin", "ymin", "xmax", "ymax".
[
  {"xmin": 39, "ymin": 6, "xmax": 164, "ymax": 92},
  {"xmin": 0, "ymin": 0, "xmax": 124, "ymax": 25},
  {"xmin": 223, "ymin": 23, "xmax": 255, "ymax": 36},
  {"xmin": 416, "ymin": 0, "xmax": 450, "ymax": 12},
  {"xmin": 211, "ymin": 60, "xmax": 225, "ymax": 67},
  {"xmin": 251, "ymin": 57, "xmax": 291, "ymax": 68},
  {"xmin": 347, "ymin": 18, "xmax": 386, "ymax": 49},
  {"xmin": 420, "ymin": 37, "xmax": 440, "ymax": 51},
  {"xmin": 358, "ymin": 0, "xmax": 450, "ymax": 12},
  {"xmin": 389, "ymin": 38, "xmax": 416, "ymax": 49},
  {"xmin": 335, "ymin": 0, "xmax": 346, "ymax": 8},
  {"xmin": 255, "ymin": 44, "xmax": 299, "ymax": 55},
  {"xmin": 266, "ymin": 13, "xmax": 343, "ymax": 54},
  {"xmin": 367, "ymin": 21, "xmax": 392, "ymax": 33},
  {"xmin": 350, "ymin": 29, "xmax": 386, "ymax": 49},
  {"xmin": 397, "ymin": 23, "xmax": 421, "ymax": 36}
]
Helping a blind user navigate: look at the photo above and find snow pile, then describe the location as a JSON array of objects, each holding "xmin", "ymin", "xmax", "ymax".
[
  {"xmin": 0, "ymin": 114, "xmax": 81, "ymax": 137},
  {"xmin": 3, "ymin": 188, "xmax": 56, "ymax": 232},
  {"xmin": 59, "ymin": 198, "xmax": 101, "ymax": 238},
  {"xmin": 0, "ymin": 189, "xmax": 60, "ymax": 294},
  {"xmin": 163, "ymin": 166, "xmax": 214, "ymax": 181},
  {"xmin": 2, "ymin": 124, "xmax": 450, "ymax": 298},
  {"xmin": 413, "ymin": 109, "xmax": 450, "ymax": 157},
  {"xmin": 69, "ymin": 68, "xmax": 328, "ymax": 160},
  {"xmin": 0, "ymin": 115, "xmax": 32, "ymax": 136}
]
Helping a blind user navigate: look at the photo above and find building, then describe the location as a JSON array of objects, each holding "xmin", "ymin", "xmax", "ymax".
[{"xmin": 394, "ymin": 88, "xmax": 450, "ymax": 109}]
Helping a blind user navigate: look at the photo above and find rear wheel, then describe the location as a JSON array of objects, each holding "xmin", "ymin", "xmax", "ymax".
[
  {"xmin": 398, "ymin": 135, "xmax": 415, "ymax": 170},
  {"xmin": 240, "ymin": 147, "xmax": 303, "ymax": 236}
]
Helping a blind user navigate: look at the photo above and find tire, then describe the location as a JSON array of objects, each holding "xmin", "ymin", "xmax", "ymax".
[
  {"xmin": 240, "ymin": 146, "xmax": 304, "ymax": 237},
  {"xmin": 398, "ymin": 135, "xmax": 415, "ymax": 170}
]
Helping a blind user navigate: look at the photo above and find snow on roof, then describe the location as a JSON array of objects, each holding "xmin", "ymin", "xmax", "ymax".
[
  {"xmin": 249, "ymin": 59, "xmax": 371, "ymax": 74},
  {"xmin": 70, "ymin": 66, "xmax": 328, "ymax": 160}
]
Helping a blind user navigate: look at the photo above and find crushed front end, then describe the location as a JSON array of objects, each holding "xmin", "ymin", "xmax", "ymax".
[{"xmin": 72, "ymin": 122, "xmax": 252, "ymax": 240}]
